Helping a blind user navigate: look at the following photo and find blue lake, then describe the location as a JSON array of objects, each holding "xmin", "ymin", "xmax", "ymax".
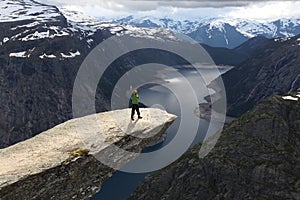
[{"xmin": 92, "ymin": 68, "xmax": 227, "ymax": 200}]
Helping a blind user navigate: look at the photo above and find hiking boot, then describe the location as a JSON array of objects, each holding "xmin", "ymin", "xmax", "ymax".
[
  {"xmin": 138, "ymin": 116, "xmax": 143, "ymax": 119},
  {"xmin": 131, "ymin": 118, "xmax": 134, "ymax": 121}
]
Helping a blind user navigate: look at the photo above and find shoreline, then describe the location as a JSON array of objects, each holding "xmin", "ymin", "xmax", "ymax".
[{"xmin": 194, "ymin": 103, "xmax": 236, "ymax": 124}]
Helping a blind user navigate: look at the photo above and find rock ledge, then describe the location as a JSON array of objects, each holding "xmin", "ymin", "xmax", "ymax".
[{"xmin": 0, "ymin": 108, "xmax": 176, "ymax": 200}]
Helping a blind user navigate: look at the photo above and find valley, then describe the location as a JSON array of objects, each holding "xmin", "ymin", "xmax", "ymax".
[{"xmin": 0, "ymin": 0, "xmax": 299, "ymax": 199}]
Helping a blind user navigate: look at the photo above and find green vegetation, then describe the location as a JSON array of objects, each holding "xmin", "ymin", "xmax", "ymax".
[
  {"xmin": 69, "ymin": 149, "xmax": 90, "ymax": 159},
  {"xmin": 61, "ymin": 149, "xmax": 90, "ymax": 165}
]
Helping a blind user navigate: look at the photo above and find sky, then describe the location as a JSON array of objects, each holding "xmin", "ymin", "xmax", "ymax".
[{"xmin": 41, "ymin": 0, "xmax": 300, "ymax": 21}]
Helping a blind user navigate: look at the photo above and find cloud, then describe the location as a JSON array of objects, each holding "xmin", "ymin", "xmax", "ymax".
[
  {"xmin": 135, "ymin": 0, "xmax": 250, "ymax": 9},
  {"xmin": 43, "ymin": 0, "xmax": 260, "ymax": 11},
  {"xmin": 227, "ymin": 1, "xmax": 300, "ymax": 20},
  {"xmin": 41, "ymin": 0, "xmax": 300, "ymax": 20}
]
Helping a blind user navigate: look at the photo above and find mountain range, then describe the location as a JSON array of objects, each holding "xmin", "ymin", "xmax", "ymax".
[
  {"xmin": 113, "ymin": 16, "xmax": 300, "ymax": 48},
  {"xmin": 0, "ymin": 0, "xmax": 244, "ymax": 148},
  {"xmin": 1, "ymin": 0, "xmax": 300, "ymax": 199},
  {"xmin": 1, "ymin": 0, "xmax": 300, "ymax": 148}
]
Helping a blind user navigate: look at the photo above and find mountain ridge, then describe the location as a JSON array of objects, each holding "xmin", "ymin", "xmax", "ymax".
[{"xmin": 112, "ymin": 16, "xmax": 300, "ymax": 48}]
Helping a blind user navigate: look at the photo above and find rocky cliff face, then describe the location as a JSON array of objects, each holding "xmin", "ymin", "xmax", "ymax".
[
  {"xmin": 222, "ymin": 35, "xmax": 300, "ymax": 117},
  {"xmin": 0, "ymin": 108, "xmax": 176, "ymax": 200},
  {"xmin": 129, "ymin": 92, "xmax": 300, "ymax": 200}
]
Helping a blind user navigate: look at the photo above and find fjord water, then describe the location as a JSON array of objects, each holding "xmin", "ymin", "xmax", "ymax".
[{"xmin": 92, "ymin": 68, "xmax": 228, "ymax": 200}]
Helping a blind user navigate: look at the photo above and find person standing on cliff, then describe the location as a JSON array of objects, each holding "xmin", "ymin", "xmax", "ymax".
[{"xmin": 130, "ymin": 85, "xmax": 142, "ymax": 121}]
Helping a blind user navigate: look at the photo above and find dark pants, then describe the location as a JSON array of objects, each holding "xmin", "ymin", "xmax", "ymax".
[{"xmin": 131, "ymin": 104, "xmax": 140, "ymax": 119}]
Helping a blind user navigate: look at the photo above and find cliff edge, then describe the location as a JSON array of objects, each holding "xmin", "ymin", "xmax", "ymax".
[{"xmin": 0, "ymin": 108, "xmax": 176, "ymax": 200}]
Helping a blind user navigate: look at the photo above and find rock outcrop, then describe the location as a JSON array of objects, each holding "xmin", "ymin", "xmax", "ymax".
[
  {"xmin": 129, "ymin": 94, "xmax": 300, "ymax": 200},
  {"xmin": 0, "ymin": 108, "xmax": 176, "ymax": 200}
]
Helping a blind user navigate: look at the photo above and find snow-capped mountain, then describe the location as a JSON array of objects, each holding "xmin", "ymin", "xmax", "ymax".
[
  {"xmin": 113, "ymin": 16, "xmax": 300, "ymax": 48},
  {"xmin": 0, "ymin": 0, "xmax": 178, "ymax": 59},
  {"xmin": 61, "ymin": 8, "xmax": 176, "ymax": 38}
]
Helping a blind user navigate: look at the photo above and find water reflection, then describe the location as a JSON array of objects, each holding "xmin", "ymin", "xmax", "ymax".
[{"xmin": 92, "ymin": 68, "xmax": 227, "ymax": 200}]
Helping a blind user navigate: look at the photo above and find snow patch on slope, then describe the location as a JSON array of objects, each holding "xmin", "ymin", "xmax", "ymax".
[
  {"xmin": 274, "ymin": 37, "xmax": 291, "ymax": 42},
  {"xmin": 61, "ymin": 50, "xmax": 80, "ymax": 58},
  {"xmin": 282, "ymin": 96, "xmax": 298, "ymax": 101},
  {"xmin": 9, "ymin": 51, "xmax": 28, "ymax": 58},
  {"xmin": 9, "ymin": 48, "xmax": 35, "ymax": 58},
  {"xmin": 39, "ymin": 53, "xmax": 56, "ymax": 59},
  {"xmin": 297, "ymin": 38, "xmax": 300, "ymax": 45},
  {"xmin": 282, "ymin": 90, "xmax": 300, "ymax": 101},
  {"xmin": 20, "ymin": 30, "xmax": 69, "ymax": 41}
]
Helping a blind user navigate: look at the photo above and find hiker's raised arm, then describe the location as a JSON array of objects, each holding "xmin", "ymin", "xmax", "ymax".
[{"xmin": 130, "ymin": 85, "xmax": 133, "ymax": 93}]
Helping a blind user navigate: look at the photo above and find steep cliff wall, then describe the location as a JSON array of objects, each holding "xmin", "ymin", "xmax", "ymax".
[{"xmin": 129, "ymin": 92, "xmax": 300, "ymax": 200}]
